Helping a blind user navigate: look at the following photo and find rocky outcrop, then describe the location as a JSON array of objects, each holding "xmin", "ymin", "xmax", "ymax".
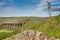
[
  {"xmin": 14, "ymin": 30, "xmax": 49, "ymax": 40},
  {"xmin": 3, "ymin": 30, "xmax": 60, "ymax": 40}
]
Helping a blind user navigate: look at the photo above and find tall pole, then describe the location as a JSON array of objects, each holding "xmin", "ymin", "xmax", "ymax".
[
  {"xmin": 46, "ymin": 0, "xmax": 51, "ymax": 18},
  {"xmin": 46, "ymin": 0, "xmax": 53, "ymax": 37}
]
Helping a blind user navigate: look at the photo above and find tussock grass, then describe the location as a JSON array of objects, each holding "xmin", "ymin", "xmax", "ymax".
[{"xmin": 30, "ymin": 15, "xmax": 60, "ymax": 38}]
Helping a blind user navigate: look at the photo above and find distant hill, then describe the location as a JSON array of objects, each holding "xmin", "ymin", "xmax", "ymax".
[{"xmin": 0, "ymin": 17, "xmax": 45, "ymax": 24}]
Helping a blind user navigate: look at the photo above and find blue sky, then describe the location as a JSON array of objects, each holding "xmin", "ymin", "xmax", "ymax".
[{"xmin": 0, "ymin": 0, "xmax": 60, "ymax": 17}]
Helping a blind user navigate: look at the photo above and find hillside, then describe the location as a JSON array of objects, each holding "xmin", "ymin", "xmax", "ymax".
[
  {"xmin": 0, "ymin": 15, "xmax": 60, "ymax": 40},
  {"xmin": 30, "ymin": 15, "xmax": 60, "ymax": 38}
]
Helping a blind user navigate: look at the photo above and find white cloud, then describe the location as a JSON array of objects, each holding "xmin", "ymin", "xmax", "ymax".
[
  {"xmin": 51, "ymin": 0, "xmax": 60, "ymax": 6},
  {"xmin": 36, "ymin": 0, "xmax": 47, "ymax": 10},
  {"xmin": 52, "ymin": 6, "xmax": 60, "ymax": 9},
  {"xmin": 0, "ymin": 7, "xmax": 18, "ymax": 14},
  {"xmin": 32, "ymin": 0, "xmax": 49, "ymax": 17},
  {"xmin": 33, "ymin": 0, "xmax": 60, "ymax": 17},
  {"xmin": 0, "ymin": 0, "xmax": 60, "ymax": 17},
  {"xmin": 52, "ymin": 2, "xmax": 60, "ymax": 4}
]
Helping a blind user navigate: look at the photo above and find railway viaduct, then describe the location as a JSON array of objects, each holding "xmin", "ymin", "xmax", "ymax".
[{"xmin": 2, "ymin": 19, "xmax": 30, "ymax": 30}]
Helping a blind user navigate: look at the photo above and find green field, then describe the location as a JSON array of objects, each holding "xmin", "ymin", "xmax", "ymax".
[
  {"xmin": 0, "ymin": 15, "xmax": 60, "ymax": 40},
  {"xmin": 30, "ymin": 15, "xmax": 60, "ymax": 38},
  {"xmin": 0, "ymin": 19, "xmax": 33, "ymax": 40}
]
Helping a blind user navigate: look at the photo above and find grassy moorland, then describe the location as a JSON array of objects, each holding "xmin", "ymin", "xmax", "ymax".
[
  {"xmin": 30, "ymin": 15, "xmax": 60, "ymax": 38},
  {"xmin": 0, "ymin": 18, "xmax": 33, "ymax": 40},
  {"xmin": 0, "ymin": 15, "xmax": 60, "ymax": 40}
]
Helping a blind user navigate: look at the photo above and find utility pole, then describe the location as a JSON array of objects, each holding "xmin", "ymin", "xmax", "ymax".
[
  {"xmin": 46, "ymin": 0, "xmax": 53, "ymax": 37},
  {"xmin": 46, "ymin": 0, "xmax": 51, "ymax": 18}
]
